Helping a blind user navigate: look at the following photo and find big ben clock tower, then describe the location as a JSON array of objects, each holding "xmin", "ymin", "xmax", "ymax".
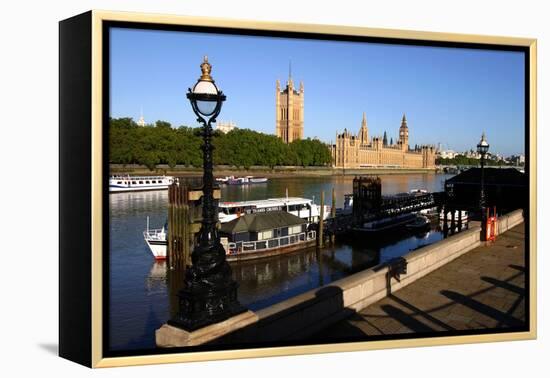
[{"xmin": 399, "ymin": 114, "xmax": 409, "ymax": 150}]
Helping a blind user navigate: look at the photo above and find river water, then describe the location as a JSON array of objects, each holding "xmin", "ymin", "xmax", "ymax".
[{"xmin": 108, "ymin": 173, "xmax": 453, "ymax": 352}]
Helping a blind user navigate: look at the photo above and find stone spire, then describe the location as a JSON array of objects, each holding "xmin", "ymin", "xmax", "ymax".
[
  {"xmin": 287, "ymin": 60, "xmax": 294, "ymax": 87},
  {"xmin": 399, "ymin": 113, "xmax": 409, "ymax": 150},
  {"xmin": 358, "ymin": 112, "xmax": 369, "ymax": 145}
]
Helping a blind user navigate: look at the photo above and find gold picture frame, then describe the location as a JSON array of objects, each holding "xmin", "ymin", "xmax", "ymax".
[{"xmin": 59, "ymin": 9, "xmax": 537, "ymax": 368}]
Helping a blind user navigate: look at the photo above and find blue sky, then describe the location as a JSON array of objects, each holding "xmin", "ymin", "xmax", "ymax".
[{"xmin": 110, "ymin": 27, "xmax": 525, "ymax": 156}]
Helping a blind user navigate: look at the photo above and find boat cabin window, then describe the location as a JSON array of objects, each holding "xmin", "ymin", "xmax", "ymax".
[
  {"xmin": 132, "ymin": 181, "xmax": 136, "ymax": 184},
  {"xmin": 258, "ymin": 230, "xmax": 273, "ymax": 240},
  {"xmin": 117, "ymin": 181, "xmax": 122, "ymax": 185},
  {"xmin": 146, "ymin": 181, "xmax": 150, "ymax": 184},
  {"xmin": 139, "ymin": 181, "xmax": 143, "ymax": 184},
  {"xmin": 289, "ymin": 225, "xmax": 302, "ymax": 235},
  {"xmin": 152, "ymin": 180, "xmax": 156, "ymax": 184}
]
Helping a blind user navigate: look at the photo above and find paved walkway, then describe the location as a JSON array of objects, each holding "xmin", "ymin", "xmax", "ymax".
[{"xmin": 311, "ymin": 223, "xmax": 526, "ymax": 340}]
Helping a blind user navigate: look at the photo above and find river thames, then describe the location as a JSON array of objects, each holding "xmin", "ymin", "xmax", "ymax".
[{"xmin": 108, "ymin": 173, "xmax": 453, "ymax": 351}]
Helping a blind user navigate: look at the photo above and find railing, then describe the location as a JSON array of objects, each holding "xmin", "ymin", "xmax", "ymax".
[
  {"xmin": 227, "ymin": 231, "xmax": 316, "ymax": 255},
  {"xmin": 143, "ymin": 228, "xmax": 166, "ymax": 241}
]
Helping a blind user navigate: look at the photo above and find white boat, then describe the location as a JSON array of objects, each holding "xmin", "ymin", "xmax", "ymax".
[
  {"xmin": 218, "ymin": 197, "xmax": 331, "ymax": 224},
  {"xmin": 248, "ymin": 176, "xmax": 268, "ymax": 183},
  {"xmin": 110, "ymin": 175, "xmax": 174, "ymax": 193},
  {"xmin": 143, "ymin": 217, "xmax": 167, "ymax": 260},
  {"xmin": 216, "ymin": 175, "xmax": 233, "ymax": 184},
  {"xmin": 226, "ymin": 176, "xmax": 268, "ymax": 185}
]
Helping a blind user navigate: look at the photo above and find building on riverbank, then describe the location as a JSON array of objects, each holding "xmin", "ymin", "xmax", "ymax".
[
  {"xmin": 331, "ymin": 113, "xmax": 436, "ymax": 169},
  {"xmin": 215, "ymin": 120, "xmax": 237, "ymax": 134}
]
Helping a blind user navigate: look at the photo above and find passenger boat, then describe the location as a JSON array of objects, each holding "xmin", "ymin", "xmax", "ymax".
[
  {"xmin": 353, "ymin": 213, "xmax": 417, "ymax": 233},
  {"xmin": 226, "ymin": 176, "xmax": 268, "ymax": 185},
  {"xmin": 405, "ymin": 214, "xmax": 431, "ymax": 231},
  {"xmin": 218, "ymin": 197, "xmax": 331, "ymax": 224},
  {"xmin": 109, "ymin": 175, "xmax": 174, "ymax": 193}
]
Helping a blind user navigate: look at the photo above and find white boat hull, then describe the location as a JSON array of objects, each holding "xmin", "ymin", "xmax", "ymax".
[
  {"xmin": 110, "ymin": 184, "xmax": 171, "ymax": 193},
  {"xmin": 145, "ymin": 239, "xmax": 167, "ymax": 260}
]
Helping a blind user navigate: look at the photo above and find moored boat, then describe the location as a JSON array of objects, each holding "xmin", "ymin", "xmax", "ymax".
[
  {"xmin": 220, "ymin": 211, "xmax": 317, "ymax": 262},
  {"xmin": 405, "ymin": 214, "xmax": 431, "ymax": 231},
  {"xmin": 143, "ymin": 218, "xmax": 167, "ymax": 260},
  {"xmin": 218, "ymin": 197, "xmax": 331, "ymax": 224},
  {"xmin": 110, "ymin": 175, "xmax": 174, "ymax": 193},
  {"xmin": 353, "ymin": 213, "xmax": 417, "ymax": 233},
  {"xmin": 248, "ymin": 176, "xmax": 268, "ymax": 183},
  {"xmin": 226, "ymin": 176, "xmax": 269, "ymax": 185}
]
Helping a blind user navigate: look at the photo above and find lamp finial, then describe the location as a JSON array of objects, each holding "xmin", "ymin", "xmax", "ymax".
[{"xmin": 200, "ymin": 55, "xmax": 213, "ymax": 82}]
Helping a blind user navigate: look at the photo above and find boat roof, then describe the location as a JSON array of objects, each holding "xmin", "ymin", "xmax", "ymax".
[
  {"xmin": 220, "ymin": 211, "xmax": 306, "ymax": 234},
  {"xmin": 110, "ymin": 175, "xmax": 173, "ymax": 179},
  {"xmin": 219, "ymin": 197, "xmax": 313, "ymax": 208}
]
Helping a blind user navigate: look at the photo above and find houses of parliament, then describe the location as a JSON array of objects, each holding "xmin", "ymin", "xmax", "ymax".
[
  {"xmin": 332, "ymin": 113, "xmax": 436, "ymax": 169},
  {"xmin": 275, "ymin": 75, "xmax": 436, "ymax": 169}
]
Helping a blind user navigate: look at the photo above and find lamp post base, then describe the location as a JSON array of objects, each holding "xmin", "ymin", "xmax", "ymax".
[
  {"xmin": 168, "ymin": 241, "xmax": 246, "ymax": 332},
  {"xmin": 168, "ymin": 280, "xmax": 247, "ymax": 331}
]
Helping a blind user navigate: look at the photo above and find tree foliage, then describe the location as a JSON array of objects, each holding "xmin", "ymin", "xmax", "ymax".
[
  {"xmin": 109, "ymin": 117, "xmax": 332, "ymax": 170},
  {"xmin": 436, "ymin": 154, "xmax": 511, "ymax": 167}
]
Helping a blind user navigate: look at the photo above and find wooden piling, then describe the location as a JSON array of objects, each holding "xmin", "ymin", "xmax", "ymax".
[
  {"xmin": 168, "ymin": 182, "xmax": 191, "ymax": 270},
  {"xmin": 330, "ymin": 188, "xmax": 336, "ymax": 244},
  {"xmin": 318, "ymin": 191, "xmax": 325, "ymax": 248}
]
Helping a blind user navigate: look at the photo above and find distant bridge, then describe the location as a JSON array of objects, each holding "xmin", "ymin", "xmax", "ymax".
[{"xmin": 437, "ymin": 165, "xmax": 524, "ymax": 174}]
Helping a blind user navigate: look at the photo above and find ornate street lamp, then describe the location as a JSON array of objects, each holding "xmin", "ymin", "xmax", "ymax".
[
  {"xmin": 169, "ymin": 56, "xmax": 245, "ymax": 331},
  {"xmin": 477, "ymin": 132, "xmax": 490, "ymax": 224}
]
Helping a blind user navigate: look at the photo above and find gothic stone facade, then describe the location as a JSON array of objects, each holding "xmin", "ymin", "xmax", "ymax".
[
  {"xmin": 332, "ymin": 114, "xmax": 436, "ymax": 169},
  {"xmin": 275, "ymin": 77, "xmax": 304, "ymax": 144}
]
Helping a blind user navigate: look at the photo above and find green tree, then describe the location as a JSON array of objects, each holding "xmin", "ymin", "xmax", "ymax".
[{"xmin": 109, "ymin": 117, "xmax": 333, "ymax": 169}]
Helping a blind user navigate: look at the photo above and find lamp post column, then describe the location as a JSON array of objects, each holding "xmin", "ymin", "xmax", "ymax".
[
  {"xmin": 168, "ymin": 56, "xmax": 245, "ymax": 331},
  {"xmin": 477, "ymin": 132, "xmax": 490, "ymax": 241}
]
